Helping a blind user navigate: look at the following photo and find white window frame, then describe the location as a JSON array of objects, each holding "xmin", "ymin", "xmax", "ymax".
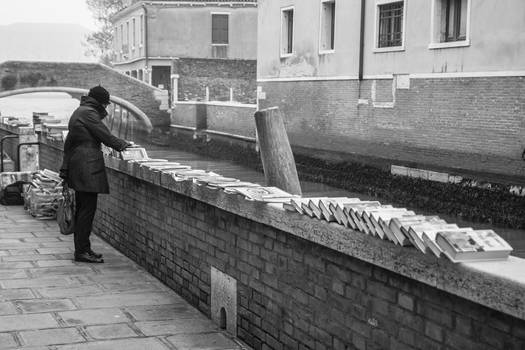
[
  {"xmin": 139, "ymin": 14, "xmax": 144, "ymax": 47},
  {"xmin": 319, "ymin": 0, "xmax": 336, "ymax": 55},
  {"xmin": 428, "ymin": 0, "xmax": 471, "ymax": 49},
  {"xmin": 132, "ymin": 17, "xmax": 136, "ymax": 50},
  {"xmin": 373, "ymin": 0, "xmax": 407, "ymax": 53},
  {"xmin": 211, "ymin": 12, "xmax": 230, "ymax": 46},
  {"xmin": 280, "ymin": 6, "xmax": 295, "ymax": 58}
]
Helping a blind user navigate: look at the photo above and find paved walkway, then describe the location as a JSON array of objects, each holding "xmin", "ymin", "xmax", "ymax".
[{"xmin": 0, "ymin": 205, "xmax": 248, "ymax": 349}]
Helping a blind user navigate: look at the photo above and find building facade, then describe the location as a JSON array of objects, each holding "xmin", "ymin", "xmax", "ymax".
[
  {"xmin": 111, "ymin": 0, "xmax": 257, "ymax": 99},
  {"xmin": 257, "ymin": 0, "xmax": 525, "ymax": 178}
]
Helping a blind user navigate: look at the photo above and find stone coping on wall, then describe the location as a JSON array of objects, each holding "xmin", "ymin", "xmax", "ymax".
[{"xmin": 102, "ymin": 154, "xmax": 525, "ymax": 321}]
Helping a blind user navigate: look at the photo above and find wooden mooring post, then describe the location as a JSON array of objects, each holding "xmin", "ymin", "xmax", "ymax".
[{"xmin": 254, "ymin": 107, "xmax": 302, "ymax": 196}]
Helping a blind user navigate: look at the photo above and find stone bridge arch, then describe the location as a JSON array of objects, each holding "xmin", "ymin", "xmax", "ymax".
[
  {"xmin": 0, "ymin": 61, "xmax": 170, "ymax": 130},
  {"xmin": 0, "ymin": 87, "xmax": 153, "ymax": 134}
]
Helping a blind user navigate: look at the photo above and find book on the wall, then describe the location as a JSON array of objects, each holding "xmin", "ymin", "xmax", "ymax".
[
  {"xmin": 194, "ymin": 175, "xmax": 239, "ymax": 186},
  {"xmin": 342, "ymin": 201, "xmax": 381, "ymax": 230},
  {"xmin": 155, "ymin": 165, "xmax": 192, "ymax": 171},
  {"xmin": 369, "ymin": 209, "xmax": 415, "ymax": 243},
  {"xmin": 308, "ymin": 198, "xmax": 329, "ymax": 220},
  {"xmin": 389, "ymin": 215, "xmax": 445, "ymax": 246},
  {"xmin": 349, "ymin": 204, "xmax": 393, "ymax": 235},
  {"xmin": 233, "ymin": 186, "xmax": 298, "ymax": 202},
  {"xmin": 301, "ymin": 202, "xmax": 316, "ymax": 218},
  {"xmin": 216, "ymin": 181, "xmax": 261, "ymax": 190},
  {"xmin": 167, "ymin": 169, "xmax": 209, "ymax": 181},
  {"xmin": 130, "ymin": 158, "xmax": 168, "ymax": 163},
  {"xmin": 119, "ymin": 147, "xmax": 149, "ymax": 160},
  {"xmin": 284, "ymin": 198, "xmax": 326, "ymax": 215},
  {"xmin": 375, "ymin": 211, "xmax": 417, "ymax": 245},
  {"xmin": 436, "ymin": 229, "xmax": 513, "ymax": 263},
  {"xmin": 363, "ymin": 207, "xmax": 410, "ymax": 239},
  {"xmin": 421, "ymin": 227, "xmax": 472, "ymax": 258},
  {"xmin": 328, "ymin": 199, "xmax": 363, "ymax": 226},
  {"xmin": 407, "ymin": 223, "xmax": 461, "ymax": 254},
  {"xmin": 319, "ymin": 198, "xmax": 358, "ymax": 223}
]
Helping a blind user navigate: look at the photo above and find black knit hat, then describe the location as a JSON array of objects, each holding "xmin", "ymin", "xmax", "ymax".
[{"xmin": 88, "ymin": 85, "xmax": 111, "ymax": 105}]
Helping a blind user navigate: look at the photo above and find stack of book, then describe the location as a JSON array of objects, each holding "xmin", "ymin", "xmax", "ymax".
[
  {"xmin": 24, "ymin": 169, "xmax": 63, "ymax": 219},
  {"xmin": 282, "ymin": 197, "xmax": 513, "ymax": 262}
]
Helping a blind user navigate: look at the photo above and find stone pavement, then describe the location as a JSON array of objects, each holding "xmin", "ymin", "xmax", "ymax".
[{"xmin": 0, "ymin": 205, "xmax": 249, "ymax": 349}]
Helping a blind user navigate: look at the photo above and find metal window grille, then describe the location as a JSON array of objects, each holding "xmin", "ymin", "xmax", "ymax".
[{"xmin": 378, "ymin": 2, "xmax": 403, "ymax": 48}]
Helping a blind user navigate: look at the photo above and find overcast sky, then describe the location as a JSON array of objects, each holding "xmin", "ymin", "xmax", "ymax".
[{"xmin": 0, "ymin": 0, "xmax": 97, "ymax": 30}]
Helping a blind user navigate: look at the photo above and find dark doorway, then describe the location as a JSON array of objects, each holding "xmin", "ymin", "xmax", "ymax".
[{"xmin": 151, "ymin": 66, "xmax": 171, "ymax": 90}]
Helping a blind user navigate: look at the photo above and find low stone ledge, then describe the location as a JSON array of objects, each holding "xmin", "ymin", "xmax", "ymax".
[{"xmin": 103, "ymin": 154, "xmax": 525, "ymax": 321}]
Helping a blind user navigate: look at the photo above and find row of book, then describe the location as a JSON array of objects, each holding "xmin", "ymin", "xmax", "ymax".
[
  {"xmin": 282, "ymin": 197, "xmax": 513, "ymax": 263},
  {"xmin": 125, "ymin": 157, "xmax": 296, "ymax": 197},
  {"xmin": 117, "ymin": 150, "xmax": 513, "ymax": 264}
]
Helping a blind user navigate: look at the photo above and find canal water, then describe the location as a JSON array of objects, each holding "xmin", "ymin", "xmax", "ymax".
[{"xmin": 1, "ymin": 93, "xmax": 524, "ymax": 258}]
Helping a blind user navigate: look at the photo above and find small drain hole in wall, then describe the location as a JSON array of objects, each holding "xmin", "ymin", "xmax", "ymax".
[{"xmin": 219, "ymin": 307, "xmax": 227, "ymax": 330}]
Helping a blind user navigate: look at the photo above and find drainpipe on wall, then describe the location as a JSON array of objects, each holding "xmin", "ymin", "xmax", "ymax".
[
  {"xmin": 142, "ymin": 3, "xmax": 149, "ymax": 84},
  {"xmin": 358, "ymin": 0, "xmax": 366, "ymax": 81}
]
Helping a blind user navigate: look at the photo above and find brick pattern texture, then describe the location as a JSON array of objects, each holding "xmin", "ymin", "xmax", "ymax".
[
  {"xmin": 172, "ymin": 102, "xmax": 257, "ymax": 138},
  {"xmin": 174, "ymin": 58, "xmax": 256, "ymax": 104},
  {"xmin": 0, "ymin": 61, "xmax": 171, "ymax": 127},
  {"xmin": 49, "ymin": 159, "xmax": 522, "ymax": 350},
  {"xmin": 258, "ymin": 77, "xmax": 525, "ymax": 178}
]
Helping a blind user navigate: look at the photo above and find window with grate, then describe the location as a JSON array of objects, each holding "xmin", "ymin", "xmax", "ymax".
[
  {"xmin": 212, "ymin": 14, "xmax": 229, "ymax": 45},
  {"xmin": 378, "ymin": 1, "xmax": 404, "ymax": 48}
]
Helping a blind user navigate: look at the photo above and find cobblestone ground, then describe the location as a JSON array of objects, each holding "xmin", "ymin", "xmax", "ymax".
[{"xmin": 0, "ymin": 205, "xmax": 248, "ymax": 350}]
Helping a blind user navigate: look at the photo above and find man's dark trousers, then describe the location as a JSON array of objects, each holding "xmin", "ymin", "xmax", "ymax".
[{"xmin": 74, "ymin": 191, "xmax": 98, "ymax": 255}]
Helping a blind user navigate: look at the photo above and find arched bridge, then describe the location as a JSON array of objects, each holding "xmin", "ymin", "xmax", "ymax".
[
  {"xmin": 0, "ymin": 61, "xmax": 170, "ymax": 129},
  {"xmin": 0, "ymin": 87, "xmax": 153, "ymax": 138}
]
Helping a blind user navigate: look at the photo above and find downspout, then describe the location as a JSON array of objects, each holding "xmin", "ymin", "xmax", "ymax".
[
  {"xmin": 358, "ymin": 0, "xmax": 366, "ymax": 81},
  {"xmin": 142, "ymin": 3, "xmax": 149, "ymax": 84}
]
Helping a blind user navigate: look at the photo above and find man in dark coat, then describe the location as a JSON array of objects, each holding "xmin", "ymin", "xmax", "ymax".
[{"xmin": 60, "ymin": 86, "xmax": 130, "ymax": 263}]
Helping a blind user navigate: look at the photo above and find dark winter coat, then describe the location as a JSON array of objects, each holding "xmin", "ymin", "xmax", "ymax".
[{"xmin": 61, "ymin": 96, "xmax": 128, "ymax": 193}]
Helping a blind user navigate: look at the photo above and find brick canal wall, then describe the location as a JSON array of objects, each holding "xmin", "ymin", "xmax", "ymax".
[
  {"xmin": 171, "ymin": 102, "xmax": 257, "ymax": 139},
  {"xmin": 258, "ymin": 76, "xmax": 525, "ymax": 179},
  {"xmin": 36, "ymin": 138, "xmax": 525, "ymax": 350}
]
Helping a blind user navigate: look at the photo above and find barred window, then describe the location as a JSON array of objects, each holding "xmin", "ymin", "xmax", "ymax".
[{"xmin": 378, "ymin": 1, "xmax": 404, "ymax": 48}]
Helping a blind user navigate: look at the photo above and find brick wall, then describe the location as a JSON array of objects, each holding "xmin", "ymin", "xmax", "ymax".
[
  {"xmin": 258, "ymin": 76, "xmax": 525, "ymax": 179},
  {"xmin": 35, "ymin": 142, "xmax": 525, "ymax": 349},
  {"xmin": 172, "ymin": 102, "xmax": 257, "ymax": 138},
  {"xmin": 87, "ymin": 167, "xmax": 525, "ymax": 350},
  {"xmin": 174, "ymin": 58, "xmax": 256, "ymax": 104},
  {"xmin": 0, "ymin": 61, "xmax": 170, "ymax": 128}
]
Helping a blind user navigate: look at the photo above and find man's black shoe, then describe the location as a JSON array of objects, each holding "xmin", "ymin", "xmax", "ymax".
[
  {"xmin": 88, "ymin": 250, "xmax": 103, "ymax": 259},
  {"xmin": 75, "ymin": 252, "xmax": 104, "ymax": 263}
]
